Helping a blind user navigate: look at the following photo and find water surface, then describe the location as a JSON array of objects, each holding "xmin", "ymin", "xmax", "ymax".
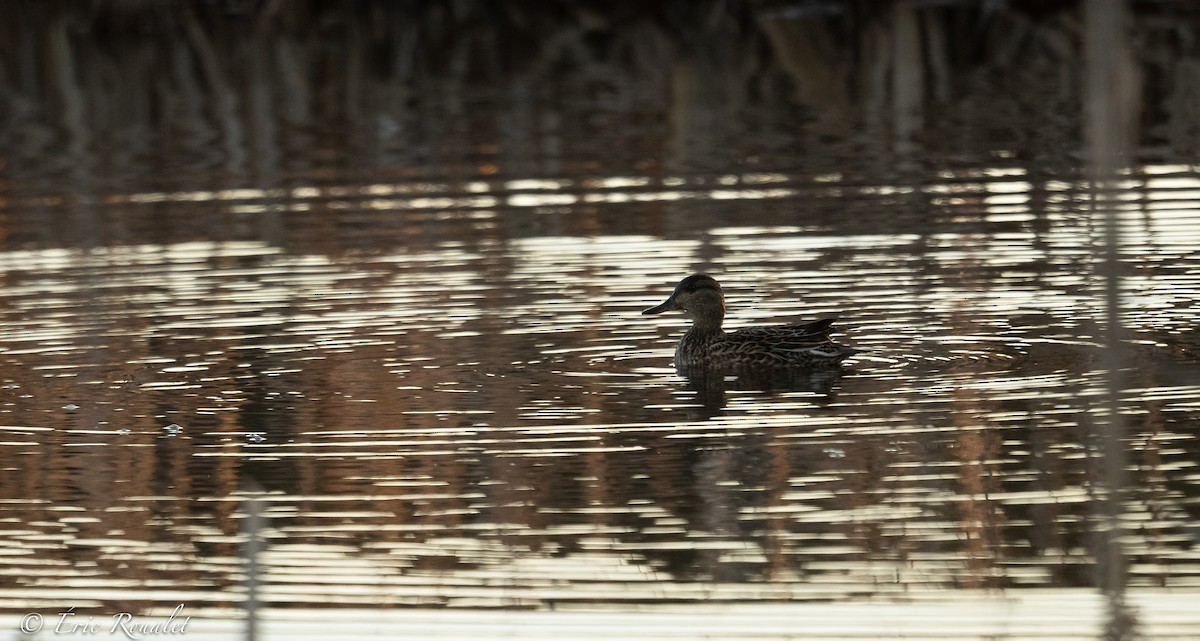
[
  {"xmin": 1, "ymin": 164, "xmax": 1198, "ymax": 614},
  {"xmin": 0, "ymin": 3, "xmax": 1198, "ymax": 635}
]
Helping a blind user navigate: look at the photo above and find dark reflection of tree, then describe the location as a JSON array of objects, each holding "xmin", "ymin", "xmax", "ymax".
[{"xmin": 4, "ymin": 2, "xmax": 1200, "ymax": 214}]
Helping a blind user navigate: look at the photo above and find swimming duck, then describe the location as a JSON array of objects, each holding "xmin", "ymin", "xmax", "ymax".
[{"xmin": 643, "ymin": 274, "xmax": 857, "ymax": 372}]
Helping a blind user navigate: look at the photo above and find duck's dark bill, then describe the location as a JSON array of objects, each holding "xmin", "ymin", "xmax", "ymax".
[{"xmin": 642, "ymin": 298, "xmax": 676, "ymax": 314}]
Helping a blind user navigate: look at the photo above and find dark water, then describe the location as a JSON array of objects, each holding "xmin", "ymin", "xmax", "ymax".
[{"xmin": 0, "ymin": 2, "xmax": 1198, "ymax": 632}]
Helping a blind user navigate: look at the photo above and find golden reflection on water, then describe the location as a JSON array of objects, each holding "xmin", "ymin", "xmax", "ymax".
[
  {"xmin": 95, "ymin": 172, "xmax": 808, "ymax": 215},
  {"xmin": 0, "ymin": 165, "xmax": 1198, "ymax": 614}
]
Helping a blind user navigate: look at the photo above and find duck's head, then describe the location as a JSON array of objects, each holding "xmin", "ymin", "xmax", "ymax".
[{"xmin": 642, "ymin": 274, "xmax": 725, "ymax": 319}]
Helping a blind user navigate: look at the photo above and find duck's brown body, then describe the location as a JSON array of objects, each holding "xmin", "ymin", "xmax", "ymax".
[{"xmin": 644, "ymin": 274, "xmax": 856, "ymax": 373}]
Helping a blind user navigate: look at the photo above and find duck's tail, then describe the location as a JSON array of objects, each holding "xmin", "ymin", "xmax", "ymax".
[
  {"xmin": 798, "ymin": 318, "xmax": 837, "ymax": 337},
  {"xmin": 809, "ymin": 343, "xmax": 859, "ymax": 362}
]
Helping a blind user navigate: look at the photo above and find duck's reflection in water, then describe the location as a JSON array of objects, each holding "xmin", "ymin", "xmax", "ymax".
[{"xmin": 681, "ymin": 366, "xmax": 847, "ymax": 418}]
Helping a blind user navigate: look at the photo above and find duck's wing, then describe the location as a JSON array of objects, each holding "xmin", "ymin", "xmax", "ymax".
[
  {"xmin": 725, "ymin": 318, "xmax": 838, "ymax": 351},
  {"xmin": 704, "ymin": 320, "xmax": 856, "ymax": 368},
  {"xmin": 702, "ymin": 321, "xmax": 847, "ymax": 369}
]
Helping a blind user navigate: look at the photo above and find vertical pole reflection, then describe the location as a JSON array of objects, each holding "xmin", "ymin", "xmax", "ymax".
[
  {"xmin": 242, "ymin": 480, "xmax": 266, "ymax": 641},
  {"xmin": 1084, "ymin": 1, "xmax": 1139, "ymax": 638}
]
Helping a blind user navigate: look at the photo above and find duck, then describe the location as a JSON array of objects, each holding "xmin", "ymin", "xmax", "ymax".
[{"xmin": 643, "ymin": 274, "xmax": 857, "ymax": 372}]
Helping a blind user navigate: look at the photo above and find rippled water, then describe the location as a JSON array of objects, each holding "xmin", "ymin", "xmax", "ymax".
[
  {"xmin": 1, "ymin": 162, "xmax": 1198, "ymax": 617},
  {"xmin": 2, "ymin": 5, "xmax": 1200, "ymax": 635}
]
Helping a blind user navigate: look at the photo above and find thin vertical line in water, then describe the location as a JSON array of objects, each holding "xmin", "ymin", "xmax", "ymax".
[
  {"xmin": 1084, "ymin": 1, "xmax": 1138, "ymax": 639},
  {"xmin": 242, "ymin": 481, "xmax": 265, "ymax": 641}
]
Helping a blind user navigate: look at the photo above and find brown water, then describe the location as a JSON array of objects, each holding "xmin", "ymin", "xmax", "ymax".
[
  {"xmin": 0, "ymin": 1, "xmax": 1199, "ymax": 629},
  {"xmin": 2, "ymin": 164, "xmax": 1199, "ymax": 614}
]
